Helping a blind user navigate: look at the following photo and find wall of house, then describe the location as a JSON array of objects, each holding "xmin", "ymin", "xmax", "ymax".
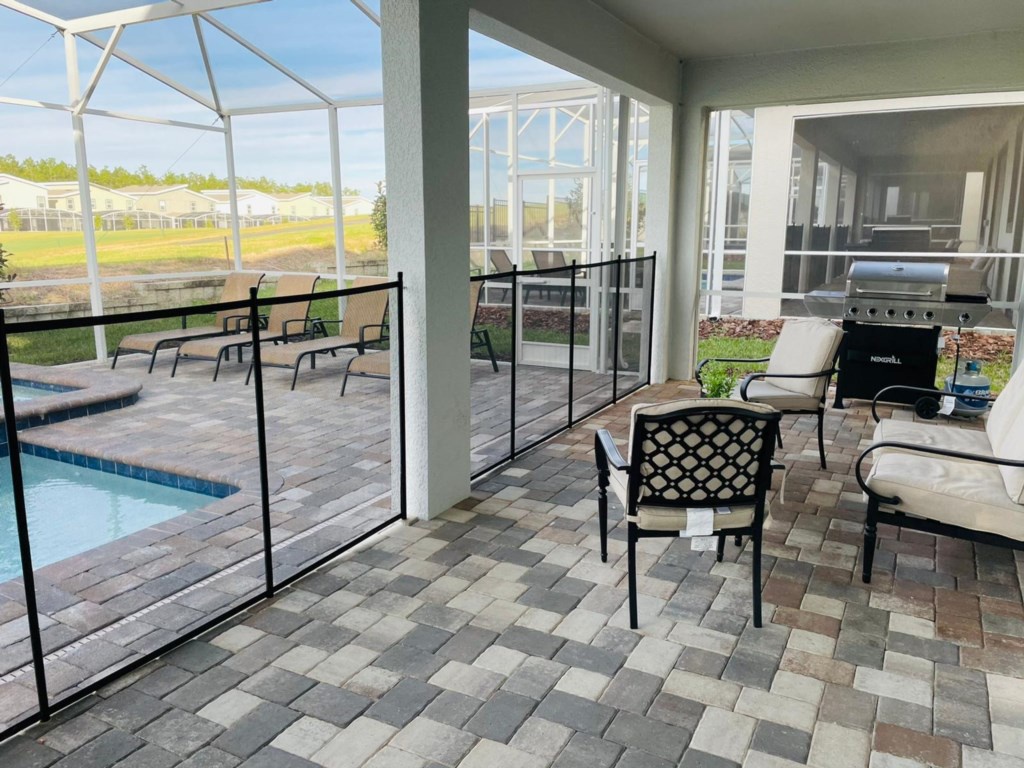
[{"xmin": 671, "ymin": 29, "xmax": 1024, "ymax": 379}]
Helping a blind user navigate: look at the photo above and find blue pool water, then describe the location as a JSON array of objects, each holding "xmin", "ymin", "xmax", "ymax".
[
  {"xmin": 12, "ymin": 384, "xmax": 45, "ymax": 401},
  {"xmin": 0, "ymin": 454, "xmax": 219, "ymax": 583}
]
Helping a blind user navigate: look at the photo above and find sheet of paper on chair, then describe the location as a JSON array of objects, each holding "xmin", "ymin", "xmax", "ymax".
[
  {"xmin": 690, "ymin": 536, "xmax": 716, "ymax": 551},
  {"xmin": 680, "ymin": 507, "xmax": 714, "ymax": 537}
]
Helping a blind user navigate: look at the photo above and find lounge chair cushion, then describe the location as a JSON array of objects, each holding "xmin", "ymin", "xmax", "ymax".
[
  {"xmin": 348, "ymin": 351, "xmax": 391, "ymax": 376},
  {"xmin": 765, "ymin": 318, "xmax": 843, "ymax": 398},
  {"xmin": 733, "ymin": 380, "xmax": 821, "ymax": 411},
  {"xmin": 866, "ymin": 450, "xmax": 1024, "ymax": 541},
  {"xmin": 260, "ymin": 335, "xmax": 361, "ymax": 366},
  {"xmin": 178, "ymin": 334, "xmax": 251, "ymax": 360}
]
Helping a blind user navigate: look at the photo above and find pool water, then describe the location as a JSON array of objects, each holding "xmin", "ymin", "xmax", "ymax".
[
  {"xmin": 12, "ymin": 384, "xmax": 46, "ymax": 401},
  {"xmin": 0, "ymin": 454, "xmax": 218, "ymax": 582}
]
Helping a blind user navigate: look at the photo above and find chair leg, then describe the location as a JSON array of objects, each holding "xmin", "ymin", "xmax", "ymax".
[
  {"xmin": 752, "ymin": 529, "xmax": 763, "ymax": 628},
  {"xmin": 863, "ymin": 498, "xmax": 879, "ymax": 584},
  {"xmin": 147, "ymin": 348, "xmax": 160, "ymax": 374},
  {"xmin": 597, "ymin": 470, "xmax": 609, "ymax": 563},
  {"xmin": 627, "ymin": 522, "xmax": 639, "ymax": 630},
  {"xmin": 776, "ymin": 431, "xmax": 783, "ymax": 450},
  {"xmin": 716, "ymin": 534, "xmax": 726, "ymax": 563},
  {"xmin": 339, "ymin": 371, "xmax": 349, "ymax": 397},
  {"xmin": 213, "ymin": 351, "xmax": 224, "ymax": 381},
  {"xmin": 290, "ymin": 362, "xmax": 301, "ymax": 391},
  {"xmin": 171, "ymin": 351, "xmax": 181, "ymax": 378},
  {"xmin": 110, "ymin": 348, "xmax": 120, "ymax": 369},
  {"xmin": 816, "ymin": 408, "xmax": 827, "ymax": 470},
  {"xmin": 245, "ymin": 362, "xmax": 254, "ymax": 386},
  {"xmin": 483, "ymin": 330, "xmax": 499, "ymax": 373},
  {"xmin": 734, "ymin": 535, "xmax": 742, "ymax": 547}
]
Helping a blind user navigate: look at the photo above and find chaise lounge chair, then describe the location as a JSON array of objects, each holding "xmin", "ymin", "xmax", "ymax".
[
  {"xmin": 244, "ymin": 277, "xmax": 390, "ymax": 390},
  {"xmin": 111, "ymin": 272, "xmax": 265, "ymax": 372},
  {"xmin": 171, "ymin": 273, "xmax": 319, "ymax": 380},
  {"xmin": 340, "ymin": 280, "xmax": 500, "ymax": 395}
]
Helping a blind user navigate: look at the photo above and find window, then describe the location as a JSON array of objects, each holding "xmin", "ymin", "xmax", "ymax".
[
  {"xmin": 127, "ymin": 201, "xmax": 134, "ymax": 211},
  {"xmin": 105, "ymin": 199, "xmax": 113, "ymax": 210},
  {"xmin": 36, "ymin": 196, "xmax": 45, "ymax": 208},
  {"xmin": 159, "ymin": 200, "xmax": 167, "ymax": 211},
  {"xmin": 67, "ymin": 199, "xmax": 75, "ymax": 211},
  {"xmin": 209, "ymin": 203, "xmax": 215, "ymax": 212},
  {"xmin": 291, "ymin": 206, "xmax": 296, "ymax": 215},
  {"xmin": 190, "ymin": 201, "xmax": 197, "ymax": 212}
]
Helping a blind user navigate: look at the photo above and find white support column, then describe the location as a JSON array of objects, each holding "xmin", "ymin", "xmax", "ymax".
[
  {"xmin": 644, "ymin": 102, "xmax": 679, "ymax": 384},
  {"xmin": 796, "ymin": 146, "xmax": 819, "ymax": 292},
  {"xmin": 328, "ymin": 107, "xmax": 347, "ymax": 298},
  {"xmin": 709, "ymin": 110, "xmax": 731, "ymax": 317},
  {"xmin": 64, "ymin": 32, "xmax": 106, "ymax": 360},
  {"xmin": 382, "ymin": 0, "xmax": 470, "ymax": 520},
  {"xmin": 223, "ymin": 115, "xmax": 243, "ymax": 270},
  {"xmin": 743, "ymin": 106, "xmax": 794, "ymax": 319}
]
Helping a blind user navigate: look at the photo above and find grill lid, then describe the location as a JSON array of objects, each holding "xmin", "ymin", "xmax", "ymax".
[{"xmin": 846, "ymin": 261, "xmax": 949, "ymax": 302}]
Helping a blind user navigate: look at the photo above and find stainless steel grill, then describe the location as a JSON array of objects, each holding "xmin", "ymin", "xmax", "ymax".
[{"xmin": 806, "ymin": 261, "xmax": 990, "ymax": 328}]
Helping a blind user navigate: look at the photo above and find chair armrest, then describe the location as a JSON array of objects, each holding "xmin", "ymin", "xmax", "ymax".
[
  {"xmin": 359, "ymin": 323, "xmax": 390, "ymax": 347},
  {"xmin": 695, "ymin": 356, "xmax": 770, "ymax": 388},
  {"xmin": 280, "ymin": 317, "xmax": 313, "ymax": 340},
  {"xmin": 595, "ymin": 429, "xmax": 629, "ymax": 473},
  {"xmin": 855, "ymin": 441, "xmax": 1024, "ymax": 506},
  {"xmin": 870, "ymin": 384, "xmax": 997, "ymax": 423},
  {"xmin": 738, "ymin": 369, "xmax": 836, "ymax": 400},
  {"xmin": 221, "ymin": 313, "xmax": 249, "ymax": 333}
]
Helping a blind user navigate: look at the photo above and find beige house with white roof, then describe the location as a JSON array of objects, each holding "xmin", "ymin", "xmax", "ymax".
[
  {"xmin": 42, "ymin": 182, "xmax": 137, "ymax": 213},
  {"xmin": 118, "ymin": 185, "xmax": 217, "ymax": 216}
]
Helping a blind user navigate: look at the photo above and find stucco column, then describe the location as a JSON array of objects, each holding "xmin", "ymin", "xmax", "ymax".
[
  {"xmin": 382, "ymin": 0, "xmax": 471, "ymax": 520},
  {"xmin": 644, "ymin": 102, "xmax": 680, "ymax": 384}
]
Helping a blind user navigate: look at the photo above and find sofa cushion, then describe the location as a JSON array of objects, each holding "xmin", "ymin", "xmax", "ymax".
[
  {"xmin": 867, "ymin": 451, "xmax": 1024, "ymax": 541},
  {"xmin": 608, "ymin": 465, "xmax": 755, "ymax": 531},
  {"xmin": 872, "ymin": 419, "xmax": 992, "ymax": 458},
  {"xmin": 765, "ymin": 318, "xmax": 843, "ymax": 398},
  {"xmin": 986, "ymin": 362, "xmax": 1024, "ymax": 503}
]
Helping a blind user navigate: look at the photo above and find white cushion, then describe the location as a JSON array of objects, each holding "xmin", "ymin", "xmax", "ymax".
[
  {"xmin": 986, "ymin": 362, "xmax": 1024, "ymax": 503},
  {"xmin": 609, "ymin": 465, "xmax": 755, "ymax": 531},
  {"xmin": 735, "ymin": 379, "xmax": 821, "ymax": 411},
  {"xmin": 765, "ymin": 318, "xmax": 844, "ymax": 398},
  {"xmin": 867, "ymin": 451, "xmax": 1024, "ymax": 541},
  {"xmin": 872, "ymin": 419, "xmax": 992, "ymax": 458}
]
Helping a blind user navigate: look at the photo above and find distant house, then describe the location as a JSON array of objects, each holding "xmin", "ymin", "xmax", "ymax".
[
  {"xmin": 42, "ymin": 181, "xmax": 137, "ymax": 213},
  {"xmin": 118, "ymin": 185, "xmax": 217, "ymax": 216},
  {"xmin": 202, "ymin": 189, "xmax": 280, "ymax": 217},
  {"xmin": 0, "ymin": 173, "xmax": 49, "ymax": 210},
  {"xmin": 313, "ymin": 195, "xmax": 373, "ymax": 217},
  {"xmin": 270, "ymin": 192, "xmax": 333, "ymax": 218}
]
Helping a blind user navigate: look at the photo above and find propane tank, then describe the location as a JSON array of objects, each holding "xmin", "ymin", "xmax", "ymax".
[{"xmin": 944, "ymin": 360, "xmax": 990, "ymax": 417}]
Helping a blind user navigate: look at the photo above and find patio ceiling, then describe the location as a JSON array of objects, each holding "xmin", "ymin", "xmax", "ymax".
[{"xmin": 591, "ymin": 0, "xmax": 1024, "ymax": 59}]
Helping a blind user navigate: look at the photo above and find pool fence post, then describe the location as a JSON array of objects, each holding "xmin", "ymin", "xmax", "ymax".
[
  {"xmin": 0, "ymin": 309, "xmax": 51, "ymax": 720},
  {"xmin": 612, "ymin": 254, "xmax": 623, "ymax": 403},
  {"xmin": 247, "ymin": 287, "xmax": 275, "ymax": 596},
  {"xmin": 568, "ymin": 261, "xmax": 577, "ymax": 427},
  {"xmin": 397, "ymin": 273, "xmax": 408, "ymax": 520}
]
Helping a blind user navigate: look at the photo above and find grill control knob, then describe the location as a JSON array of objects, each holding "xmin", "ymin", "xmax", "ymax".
[
  {"xmin": 923, "ymin": 310, "xmax": 935, "ymax": 321},
  {"xmin": 847, "ymin": 306, "xmax": 858, "ymax": 316},
  {"xmin": 866, "ymin": 307, "xmax": 878, "ymax": 317},
  {"xmin": 959, "ymin": 312, "xmax": 971, "ymax": 325},
  {"xmin": 885, "ymin": 309, "xmax": 897, "ymax": 319},
  {"xmin": 904, "ymin": 310, "xmax": 915, "ymax": 320}
]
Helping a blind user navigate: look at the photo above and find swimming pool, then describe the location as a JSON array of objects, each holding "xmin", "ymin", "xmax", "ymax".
[
  {"xmin": 9, "ymin": 379, "xmax": 75, "ymax": 402},
  {"xmin": 0, "ymin": 452, "xmax": 234, "ymax": 583}
]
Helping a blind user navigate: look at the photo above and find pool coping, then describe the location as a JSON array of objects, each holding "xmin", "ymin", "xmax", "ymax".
[{"xmin": 2, "ymin": 363, "xmax": 143, "ymax": 434}]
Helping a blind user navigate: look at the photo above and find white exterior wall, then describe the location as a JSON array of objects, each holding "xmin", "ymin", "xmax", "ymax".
[{"xmin": 0, "ymin": 175, "xmax": 48, "ymax": 209}]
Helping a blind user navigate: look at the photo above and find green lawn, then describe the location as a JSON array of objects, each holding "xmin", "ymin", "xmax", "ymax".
[{"xmin": 696, "ymin": 334, "xmax": 1012, "ymax": 396}]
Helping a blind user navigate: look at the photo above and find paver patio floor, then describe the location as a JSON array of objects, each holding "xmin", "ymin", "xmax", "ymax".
[{"xmin": 2, "ymin": 377, "xmax": 1023, "ymax": 768}]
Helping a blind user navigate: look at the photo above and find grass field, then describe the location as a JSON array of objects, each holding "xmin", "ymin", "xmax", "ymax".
[{"xmin": 1, "ymin": 217, "xmax": 379, "ymax": 280}]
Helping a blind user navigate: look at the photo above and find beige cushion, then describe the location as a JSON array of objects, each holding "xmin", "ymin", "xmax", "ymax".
[
  {"xmin": 118, "ymin": 325, "xmax": 233, "ymax": 354},
  {"xmin": 986, "ymin": 362, "xmax": 1024, "ymax": 503},
  {"xmin": 259, "ymin": 335, "xmax": 361, "ymax": 366},
  {"xmin": 872, "ymin": 419, "xmax": 992, "ymax": 458},
  {"xmin": 608, "ymin": 465, "xmax": 755, "ymax": 531},
  {"xmin": 867, "ymin": 451, "xmax": 1024, "ymax": 541},
  {"xmin": 734, "ymin": 380, "xmax": 821, "ymax": 411},
  {"xmin": 765, "ymin": 318, "xmax": 843, "ymax": 398}
]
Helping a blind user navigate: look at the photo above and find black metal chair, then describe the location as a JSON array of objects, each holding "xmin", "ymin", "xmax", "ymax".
[
  {"xmin": 696, "ymin": 318, "xmax": 843, "ymax": 469},
  {"xmin": 595, "ymin": 399, "xmax": 781, "ymax": 629}
]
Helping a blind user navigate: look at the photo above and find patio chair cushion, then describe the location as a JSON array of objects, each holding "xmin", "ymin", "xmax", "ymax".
[
  {"xmin": 866, "ymin": 450, "xmax": 1024, "ymax": 541},
  {"xmin": 118, "ymin": 325, "xmax": 237, "ymax": 354},
  {"xmin": 872, "ymin": 419, "xmax": 992, "ymax": 458},
  {"xmin": 765, "ymin": 317, "xmax": 844, "ymax": 398},
  {"xmin": 732, "ymin": 380, "xmax": 821, "ymax": 411},
  {"xmin": 986, "ymin": 362, "xmax": 1024, "ymax": 504},
  {"xmin": 607, "ymin": 465, "xmax": 755, "ymax": 531},
  {"xmin": 178, "ymin": 334, "xmax": 250, "ymax": 360}
]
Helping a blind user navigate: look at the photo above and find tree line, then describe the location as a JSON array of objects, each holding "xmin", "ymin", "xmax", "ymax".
[{"xmin": 0, "ymin": 154, "xmax": 360, "ymax": 197}]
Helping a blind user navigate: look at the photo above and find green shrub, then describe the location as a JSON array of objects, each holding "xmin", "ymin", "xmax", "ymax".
[{"xmin": 700, "ymin": 365, "xmax": 738, "ymax": 398}]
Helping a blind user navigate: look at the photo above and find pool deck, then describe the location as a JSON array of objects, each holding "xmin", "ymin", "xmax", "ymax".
[
  {"xmin": 0, "ymin": 350, "xmax": 627, "ymax": 728},
  {"xmin": 1, "ymin": 378, "xmax": 1022, "ymax": 767}
]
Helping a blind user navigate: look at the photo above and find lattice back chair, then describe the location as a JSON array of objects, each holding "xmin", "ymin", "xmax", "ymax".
[
  {"xmin": 595, "ymin": 399, "xmax": 781, "ymax": 628},
  {"xmin": 470, "ymin": 280, "xmax": 499, "ymax": 372}
]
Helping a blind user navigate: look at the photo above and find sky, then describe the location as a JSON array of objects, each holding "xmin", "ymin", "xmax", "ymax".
[{"xmin": 0, "ymin": 0, "xmax": 582, "ymax": 196}]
